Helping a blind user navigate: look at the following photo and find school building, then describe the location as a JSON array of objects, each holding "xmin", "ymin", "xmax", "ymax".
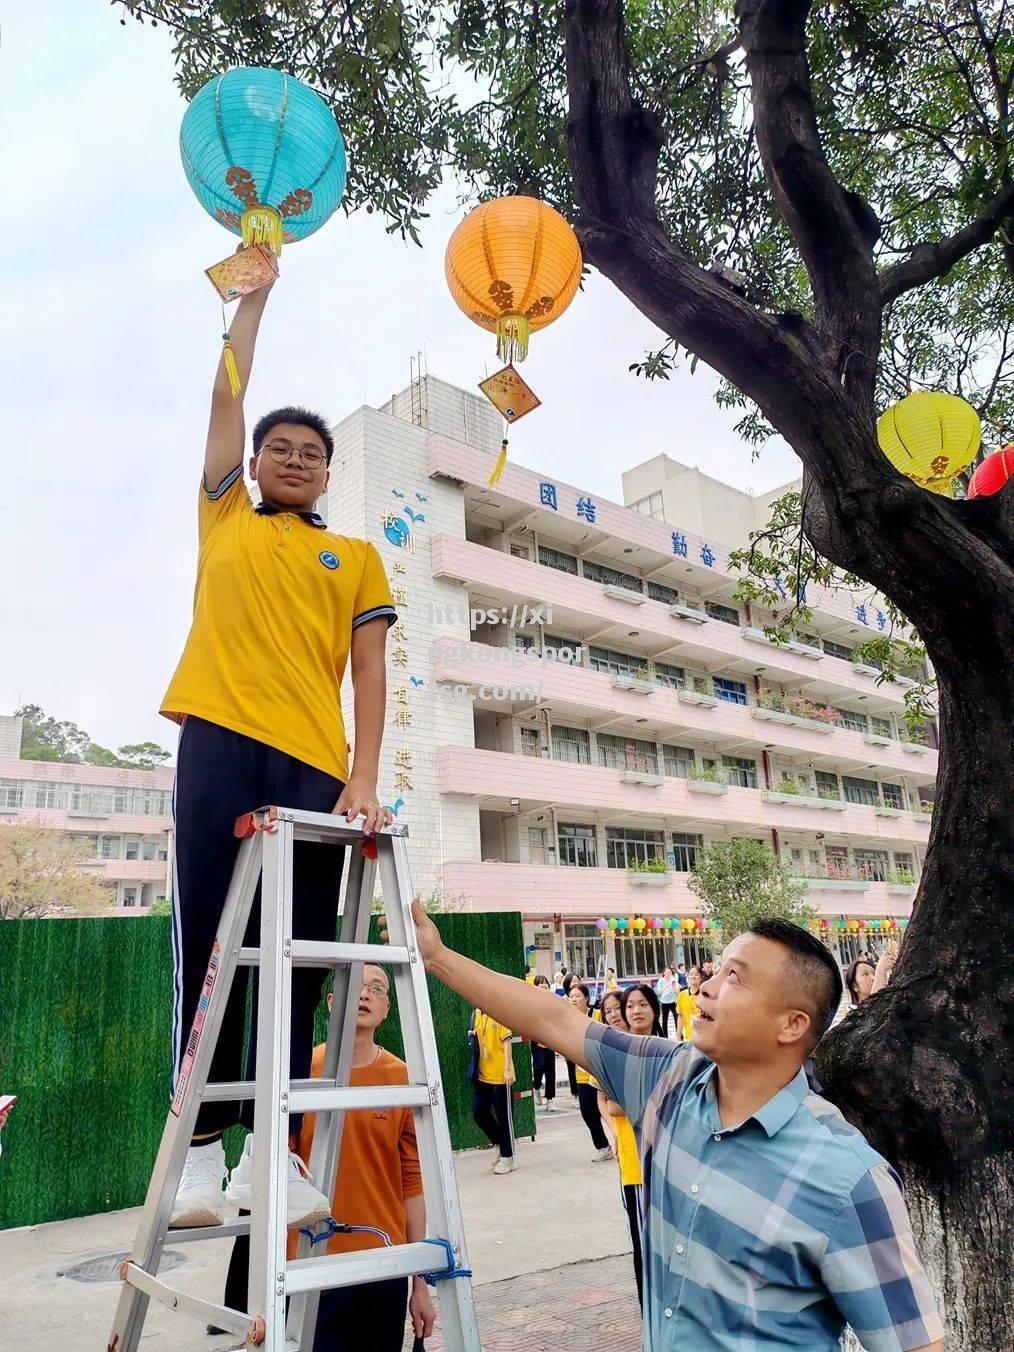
[{"xmin": 324, "ymin": 374, "xmax": 937, "ymax": 980}]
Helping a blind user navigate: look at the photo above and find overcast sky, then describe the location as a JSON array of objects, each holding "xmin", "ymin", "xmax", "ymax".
[{"xmin": 1, "ymin": 3, "xmax": 800, "ymax": 756}]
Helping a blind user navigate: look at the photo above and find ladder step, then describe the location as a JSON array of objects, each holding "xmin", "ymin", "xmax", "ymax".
[
  {"xmin": 237, "ymin": 941, "xmax": 411, "ymax": 968},
  {"xmin": 201, "ymin": 1080, "xmax": 433, "ymax": 1111},
  {"xmin": 286, "ymin": 1241, "xmax": 451, "ymax": 1295},
  {"xmin": 288, "ymin": 1084, "xmax": 433, "ymax": 1113}
]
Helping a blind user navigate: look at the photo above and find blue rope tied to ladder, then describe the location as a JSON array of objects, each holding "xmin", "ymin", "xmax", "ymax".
[
  {"xmin": 297, "ymin": 1221, "xmax": 471, "ymax": 1283},
  {"xmin": 420, "ymin": 1235, "xmax": 473, "ymax": 1285}
]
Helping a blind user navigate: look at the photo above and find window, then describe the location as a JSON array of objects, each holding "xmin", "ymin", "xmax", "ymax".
[
  {"xmin": 582, "ymin": 560, "xmax": 643, "ymax": 594},
  {"xmin": 615, "ymin": 934, "xmax": 674, "ymax": 979},
  {"xmin": 653, "ymin": 661, "xmax": 685, "ymax": 690},
  {"xmin": 870, "ymin": 716, "xmax": 893, "ymax": 738},
  {"xmin": 158, "ymin": 849, "xmax": 168, "ymax": 862},
  {"xmin": 836, "ymin": 708, "xmax": 868, "ymax": 733},
  {"xmin": 823, "ymin": 639, "xmax": 853, "ymax": 662},
  {"xmin": 538, "ymin": 545, "xmax": 578, "ymax": 575},
  {"xmin": 598, "ymin": 733, "xmax": 658, "ymax": 774},
  {"xmin": 142, "ymin": 840, "xmax": 158, "ymax": 861},
  {"xmin": 825, "ymin": 844, "xmax": 849, "ymax": 869},
  {"xmin": 543, "ymin": 634, "xmax": 583, "ymax": 664},
  {"xmin": 606, "ymin": 826, "xmax": 665, "ymax": 869},
  {"xmin": 855, "ymin": 849, "xmax": 889, "ymax": 882},
  {"xmin": 662, "ymin": 744, "xmax": 695, "ymax": 779},
  {"xmin": 588, "ymin": 646, "xmax": 644, "ymax": 679},
  {"xmin": 520, "ymin": 727, "xmax": 541, "ymax": 757},
  {"xmin": 681, "ymin": 937, "xmax": 715, "ymax": 970},
  {"xmin": 122, "ymin": 887, "xmax": 138, "ymax": 907},
  {"xmin": 124, "ymin": 840, "xmax": 140, "ymax": 861},
  {"xmin": 705, "ymin": 601, "xmax": 740, "ymax": 626},
  {"xmin": 815, "ymin": 770, "xmax": 840, "ymax": 800},
  {"xmin": 893, "ymin": 851, "xmax": 915, "ymax": 876},
  {"xmin": 632, "ymin": 492, "xmax": 664, "ymax": 520},
  {"xmin": 558, "ymin": 823, "xmax": 598, "ymax": 868},
  {"xmin": 551, "ymin": 726, "xmax": 591, "ymax": 764},
  {"xmin": 514, "ymin": 633, "xmax": 537, "ymax": 653},
  {"xmin": 722, "ymin": 755, "xmax": 757, "ymax": 789},
  {"xmin": 842, "ymin": 775, "xmax": 880, "ymax": 806},
  {"xmin": 670, "ymin": 832, "xmax": 703, "ymax": 871},
  {"xmin": 100, "ymin": 835, "xmax": 121, "ymax": 860},
  {"xmin": 713, "ymin": 677, "xmax": 747, "ymax": 706},
  {"xmin": 29, "ymin": 781, "xmax": 66, "ymax": 810},
  {"xmin": 564, "ymin": 923, "xmax": 605, "ymax": 978},
  {"xmin": 880, "ymin": 782, "xmax": 906, "ymax": 810},
  {"xmin": 527, "ymin": 827, "xmax": 549, "ymax": 865},
  {"xmin": 647, "ymin": 580, "xmax": 678, "ymax": 605},
  {"xmin": 509, "ymin": 542, "xmax": 530, "ymax": 560},
  {"xmin": 0, "ymin": 778, "xmax": 22, "ymax": 809}
]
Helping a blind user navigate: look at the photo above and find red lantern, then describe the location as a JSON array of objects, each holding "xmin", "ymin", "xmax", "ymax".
[{"xmin": 968, "ymin": 445, "xmax": 1014, "ymax": 499}]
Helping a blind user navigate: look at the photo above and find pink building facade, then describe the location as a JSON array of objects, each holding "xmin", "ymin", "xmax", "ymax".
[
  {"xmin": 324, "ymin": 375, "xmax": 937, "ymax": 982},
  {"xmin": 0, "ymin": 736, "xmax": 173, "ymax": 910}
]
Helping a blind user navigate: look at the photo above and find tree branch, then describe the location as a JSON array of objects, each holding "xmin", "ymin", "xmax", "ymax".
[
  {"xmin": 879, "ymin": 179, "xmax": 1014, "ymax": 304},
  {"xmin": 562, "ymin": 0, "xmax": 836, "ymax": 440},
  {"xmin": 737, "ymin": 0, "xmax": 882, "ymax": 400}
]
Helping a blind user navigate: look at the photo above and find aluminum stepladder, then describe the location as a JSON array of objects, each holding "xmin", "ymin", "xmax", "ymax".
[{"xmin": 108, "ymin": 805, "xmax": 480, "ymax": 1352}]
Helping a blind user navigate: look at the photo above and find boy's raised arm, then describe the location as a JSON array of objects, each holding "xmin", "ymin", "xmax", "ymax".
[{"xmin": 204, "ymin": 266, "xmax": 275, "ymax": 491}]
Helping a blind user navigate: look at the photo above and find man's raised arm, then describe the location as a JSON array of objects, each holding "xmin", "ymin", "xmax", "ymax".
[
  {"xmin": 388, "ymin": 903, "xmax": 593, "ymax": 1069},
  {"xmin": 204, "ymin": 265, "xmax": 275, "ymax": 491}
]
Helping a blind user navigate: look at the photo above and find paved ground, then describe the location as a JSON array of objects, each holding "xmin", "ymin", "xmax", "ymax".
[{"xmin": 0, "ymin": 1086, "xmax": 640, "ymax": 1351}]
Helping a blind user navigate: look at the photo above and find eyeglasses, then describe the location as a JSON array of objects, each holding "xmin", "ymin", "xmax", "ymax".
[
  {"xmin": 361, "ymin": 981, "xmax": 390, "ymax": 999},
  {"xmin": 262, "ymin": 439, "xmax": 327, "ymax": 470}
]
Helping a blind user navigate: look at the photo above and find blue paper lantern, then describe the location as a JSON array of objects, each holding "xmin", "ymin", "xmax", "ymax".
[{"xmin": 180, "ymin": 67, "xmax": 347, "ymax": 253}]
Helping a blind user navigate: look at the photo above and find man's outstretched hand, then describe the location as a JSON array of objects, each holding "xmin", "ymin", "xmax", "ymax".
[{"xmin": 381, "ymin": 900, "xmax": 445, "ymax": 970}]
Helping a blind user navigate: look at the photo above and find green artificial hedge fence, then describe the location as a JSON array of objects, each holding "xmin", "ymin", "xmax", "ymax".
[{"xmin": 0, "ymin": 912, "xmax": 532, "ymax": 1231}]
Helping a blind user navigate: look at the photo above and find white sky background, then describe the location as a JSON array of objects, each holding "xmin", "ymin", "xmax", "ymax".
[{"xmin": 0, "ymin": 2, "xmax": 800, "ymax": 754}]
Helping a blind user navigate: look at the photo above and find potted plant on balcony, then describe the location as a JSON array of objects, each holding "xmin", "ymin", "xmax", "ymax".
[
  {"xmin": 889, "ymin": 867, "xmax": 915, "ymax": 887},
  {"xmin": 628, "ymin": 855, "xmax": 671, "ymax": 885},
  {"xmin": 776, "ymin": 776, "xmax": 804, "ymax": 795}
]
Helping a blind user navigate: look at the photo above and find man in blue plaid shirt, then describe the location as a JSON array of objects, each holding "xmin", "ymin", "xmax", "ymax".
[{"xmin": 399, "ymin": 910, "xmax": 943, "ymax": 1351}]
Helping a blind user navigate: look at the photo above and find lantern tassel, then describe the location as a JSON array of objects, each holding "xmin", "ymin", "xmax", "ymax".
[
  {"xmin": 241, "ymin": 204, "xmax": 284, "ymax": 255},
  {"xmin": 222, "ymin": 332, "xmax": 242, "ymax": 398},
  {"xmin": 488, "ymin": 436, "xmax": 509, "ymax": 488},
  {"xmin": 496, "ymin": 312, "xmax": 530, "ymax": 364}
]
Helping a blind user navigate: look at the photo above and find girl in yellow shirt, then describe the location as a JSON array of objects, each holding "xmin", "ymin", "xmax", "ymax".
[
  {"xmin": 567, "ymin": 984, "xmax": 612, "ymax": 1161},
  {"xmin": 597, "ymin": 989, "xmax": 644, "ymax": 1307}
]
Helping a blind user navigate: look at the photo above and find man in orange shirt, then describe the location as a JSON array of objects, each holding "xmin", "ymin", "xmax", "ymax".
[{"xmin": 220, "ymin": 965, "xmax": 436, "ymax": 1348}]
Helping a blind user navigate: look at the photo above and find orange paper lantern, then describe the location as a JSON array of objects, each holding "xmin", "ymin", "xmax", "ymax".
[{"xmin": 445, "ymin": 195, "xmax": 582, "ymax": 364}]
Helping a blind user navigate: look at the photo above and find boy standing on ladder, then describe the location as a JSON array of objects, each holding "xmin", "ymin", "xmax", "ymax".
[{"xmin": 160, "ymin": 259, "xmax": 396, "ymax": 1229}]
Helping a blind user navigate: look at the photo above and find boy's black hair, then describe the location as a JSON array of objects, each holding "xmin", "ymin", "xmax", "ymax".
[
  {"xmin": 748, "ymin": 918, "xmax": 844, "ymax": 1044},
  {"xmin": 252, "ymin": 406, "xmax": 334, "ymax": 464}
]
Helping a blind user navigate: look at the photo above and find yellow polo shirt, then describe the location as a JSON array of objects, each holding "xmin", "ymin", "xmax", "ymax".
[
  {"xmin": 161, "ymin": 469, "xmax": 395, "ymax": 782},
  {"xmin": 676, "ymin": 989, "xmax": 699, "ymax": 1041},
  {"xmin": 474, "ymin": 1011, "xmax": 512, "ymax": 1085},
  {"xmin": 612, "ymin": 1111, "xmax": 642, "ymax": 1187}
]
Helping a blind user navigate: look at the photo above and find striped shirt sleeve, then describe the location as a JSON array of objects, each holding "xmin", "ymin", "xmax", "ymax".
[
  {"xmin": 820, "ymin": 1163, "xmax": 943, "ymax": 1350},
  {"xmin": 352, "ymin": 542, "xmax": 397, "ymax": 631}
]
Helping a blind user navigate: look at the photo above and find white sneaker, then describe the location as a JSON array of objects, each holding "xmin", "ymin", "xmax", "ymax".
[
  {"xmin": 592, "ymin": 1146, "xmax": 614, "ymax": 1163},
  {"xmin": 492, "ymin": 1156, "xmax": 517, "ymax": 1175},
  {"xmin": 169, "ymin": 1140, "xmax": 226, "ymax": 1228},
  {"xmin": 225, "ymin": 1135, "xmax": 332, "ymax": 1229}
]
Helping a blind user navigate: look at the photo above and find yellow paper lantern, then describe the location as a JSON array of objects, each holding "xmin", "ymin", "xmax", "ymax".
[
  {"xmin": 877, "ymin": 391, "xmax": 980, "ymax": 486},
  {"xmin": 445, "ymin": 195, "xmax": 583, "ymax": 365}
]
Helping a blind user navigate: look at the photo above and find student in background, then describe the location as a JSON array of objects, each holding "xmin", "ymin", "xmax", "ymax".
[
  {"xmin": 470, "ymin": 1006, "xmax": 517, "ymax": 1174},
  {"xmin": 530, "ymin": 975, "xmax": 557, "ymax": 1111},
  {"xmin": 220, "ymin": 969, "xmax": 436, "ymax": 1349},
  {"xmin": 562, "ymin": 972, "xmax": 580, "ymax": 1097},
  {"xmin": 655, "ymin": 967, "xmax": 678, "ymax": 1037},
  {"xmin": 676, "ymin": 966, "xmax": 703, "ymax": 1042},
  {"xmin": 598, "ymin": 992, "xmax": 644, "ymax": 1308},
  {"xmin": 568, "ymin": 983, "xmax": 612, "ymax": 1162},
  {"xmin": 621, "ymin": 983, "xmax": 663, "ymax": 1039}
]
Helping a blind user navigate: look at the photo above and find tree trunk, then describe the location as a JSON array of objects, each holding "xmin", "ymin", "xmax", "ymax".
[{"xmin": 818, "ymin": 621, "xmax": 1014, "ymax": 1351}]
